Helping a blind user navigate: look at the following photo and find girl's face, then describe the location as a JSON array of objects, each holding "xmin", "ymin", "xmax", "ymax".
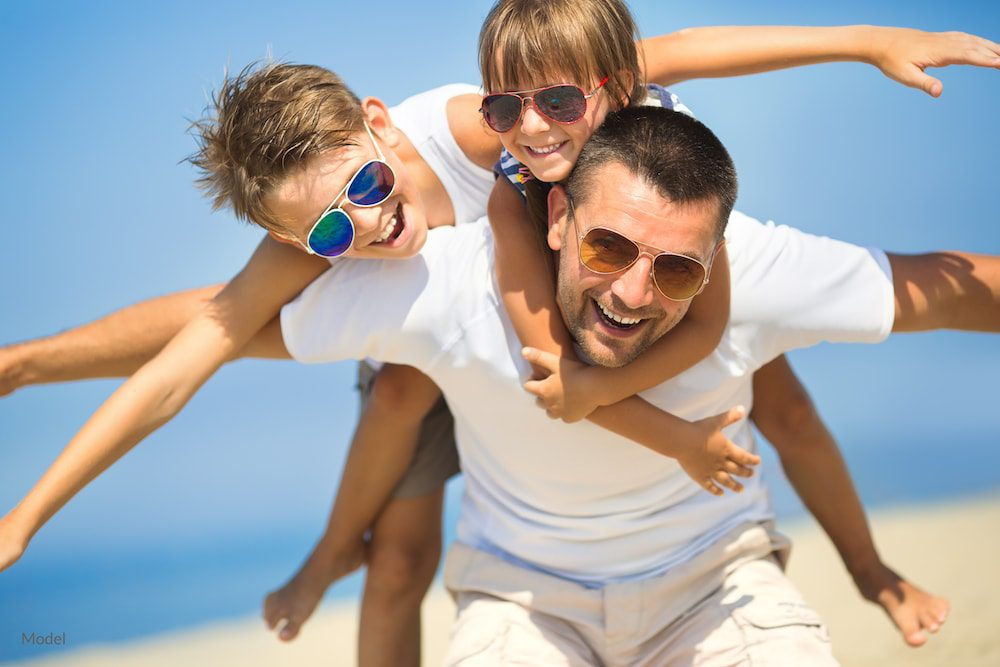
[{"xmin": 493, "ymin": 75, "xmax": 612, "ymax": 183}]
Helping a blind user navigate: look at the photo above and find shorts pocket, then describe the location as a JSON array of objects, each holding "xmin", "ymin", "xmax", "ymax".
[{"xmin": 731, "ymin": 598, "xmax": 836, "ymax": 666}]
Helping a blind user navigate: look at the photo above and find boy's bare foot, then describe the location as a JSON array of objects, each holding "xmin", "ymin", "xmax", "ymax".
[
  {"xmin": 854, "ymin": 562, "xmax": 950, "ymax": 647},
  {"xmin": 262, "ymin": 539, "xmax": 366, "ymax": 641}
]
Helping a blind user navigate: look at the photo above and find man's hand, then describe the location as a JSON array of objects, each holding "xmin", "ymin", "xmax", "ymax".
[
  {"xmin": 522, "ymin": 347, "xmax": 609, "ymax": 423},
  {"xmin": 677, "ymin": 407, "xmax": 760, "ymax": 496},
  {"xmin": 868, "ymin": 27, "xmax": 1000, "ymax": 97}
]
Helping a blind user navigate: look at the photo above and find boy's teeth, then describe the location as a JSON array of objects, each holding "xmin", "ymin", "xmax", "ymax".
[
  {"xmin": 599, "ymin": 302, "xmax": 641, "ymax": 326},
  {"xmin": 375, "ymin": 216, "xmax": 396, "ymax": 243}
]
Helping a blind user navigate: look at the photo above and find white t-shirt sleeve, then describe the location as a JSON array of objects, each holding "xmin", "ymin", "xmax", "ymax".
[
  {"xmin": 280, "ymin": 222, "xmax": 492, "ymax": 368},
  {"xmin": 725, "ymin": 210, "xmax": 895, "ymax": 365}
]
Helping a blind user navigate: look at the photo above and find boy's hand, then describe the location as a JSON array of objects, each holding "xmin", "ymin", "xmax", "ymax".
[
  {"xmin": 868, "ymin": 27, "xmax": 1000, "ymax": 97},
  {"xmin": 0, "ymin": 515, "xmax": 29, "ymax": 573},
  {"xmin": 521, "ymin": 347, "xmax": 607, "ymax": 423},
  {"xmin": 677, "ymin": 407, "xmax": 760, "ymax": 496},
  {"xmin": 0, "ymin": 345, "xmax": 28, "ymax": 397}
]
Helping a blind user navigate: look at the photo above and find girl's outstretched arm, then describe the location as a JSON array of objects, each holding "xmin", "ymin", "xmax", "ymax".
[
  {"xmin": 639, "ymin": 26, "xmax": 1000, "ymax": 97},
  {"xmin": 0, "ymin": 237, "xmax": 328, "ymax": 570}
]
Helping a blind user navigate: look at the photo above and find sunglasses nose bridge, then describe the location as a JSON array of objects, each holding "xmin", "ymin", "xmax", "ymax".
[{"xmin": 610, "ymin": 254, "xmax": 657, "ymax": 308}]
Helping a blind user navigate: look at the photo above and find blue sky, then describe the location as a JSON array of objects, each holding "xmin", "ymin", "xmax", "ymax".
[{"xmin": 0, "ymin": 0, "xmax": 998, "ymax": 651}]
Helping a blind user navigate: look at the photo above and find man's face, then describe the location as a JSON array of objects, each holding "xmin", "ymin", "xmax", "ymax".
[
  {"xmin": 548, "ymin": 163, "xmax": 721, "ymax": 367},
  {"xmin": 263, "ymin": 128, "xmax": 428, "ymax": 260}
]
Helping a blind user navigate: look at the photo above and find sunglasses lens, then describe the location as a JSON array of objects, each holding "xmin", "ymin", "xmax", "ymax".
[
  {"xmin": 534, "ymin": 85, "xmax": 587, "ymax": 123},
  {"xmin": 308, "ymin": 209, "xmax": 354, "ymax": 257},
  {"xmin": 580, "ymin": 228, "xmax": 639, "ymax": 273},
  {"xmin": 482, "ymin": 94, "xmax": 523, "ymax": 133},
  {"xmin": 347, "ymin": 161, "xmax": 395, "ymax": 206},
  {"xmin": 653, "ymin": 254, "xmax": 706, "ymax": 300}
]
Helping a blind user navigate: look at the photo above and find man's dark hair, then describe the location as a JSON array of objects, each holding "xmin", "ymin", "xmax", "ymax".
[{"xmin": 565, "ymin": 106, "xmax": 737, "ymax": 240}]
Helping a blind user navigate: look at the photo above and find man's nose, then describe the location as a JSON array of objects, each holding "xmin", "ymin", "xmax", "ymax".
[
  {"xmin": 519, "ymin": 103, "xmax": 551, "ymax": 135},
  {"xmin": 610, "ymin": 256, "xmax": 655, "ymax": 309}
]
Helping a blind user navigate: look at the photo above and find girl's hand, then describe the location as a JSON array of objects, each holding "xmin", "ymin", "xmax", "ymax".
[
  {"xmin": 522, "ymin": 347, "xmax": 610, "ymax": 423},
  {"xmin": 676, "ymin": 407, "xmax": 760, "ymax": 497},
  {"xmin": 868, "ymin": 27, "xmax": 1000, "ymax": 97}
]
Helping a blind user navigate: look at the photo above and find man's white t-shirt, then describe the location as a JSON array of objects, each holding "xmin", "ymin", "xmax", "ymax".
[{"xmin": 281, "ymin": 213, "xmax": 895, "ymax": 584}]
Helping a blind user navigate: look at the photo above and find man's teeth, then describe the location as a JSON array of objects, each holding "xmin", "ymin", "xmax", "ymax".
[
  {"xmin": 528, "ymin": 142, "xmax": 563, "ymax": 155},
  {"xmin": 599, "ymin": 302, "xmax": 641, "ymax": 326},
  {"xmin": 375, "ymin": 216, "xmax": 397, "ymax": 243}
]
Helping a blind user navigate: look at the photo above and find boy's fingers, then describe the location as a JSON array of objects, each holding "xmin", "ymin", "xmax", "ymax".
[{"xmin": 522, "ymin": 347, "xmax": 559, "ymax": 373}]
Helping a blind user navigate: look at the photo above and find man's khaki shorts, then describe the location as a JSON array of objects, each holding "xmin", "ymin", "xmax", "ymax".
[
  {"xmin": 357, "ymin": 360, "xmax": 460, "ymax": 500},
  {"xmin": 443, "ymin": 522, "xmax": 837, "ymax": 666}
]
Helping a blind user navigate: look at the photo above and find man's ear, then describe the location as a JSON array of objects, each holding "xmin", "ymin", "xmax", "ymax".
[
  {"xmin": 360, "ymin": 97, "xmax": 399, "ymax": 148},
  {"xmin": 547, "ymin": 185, "xmax": 569, "ymax": 252}
]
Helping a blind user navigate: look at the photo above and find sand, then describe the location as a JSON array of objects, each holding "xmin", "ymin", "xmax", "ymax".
[{"xmin": 6, "ymin": 494, "xmax": 999, "ymax": 667}]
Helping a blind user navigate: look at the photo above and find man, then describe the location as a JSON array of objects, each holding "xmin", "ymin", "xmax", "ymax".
[{"xmin": 276, "ymin": 106, "xmax": 997, "ymax": 664}]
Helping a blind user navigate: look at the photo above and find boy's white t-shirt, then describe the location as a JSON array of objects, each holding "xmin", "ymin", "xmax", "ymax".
[
  {"xmin": 281, "ymin": 213, "xmax": 895, "ymax": 584},
  {"xmin": 389, "ymin": 83, "xmax": 494, "ymax": 226}
]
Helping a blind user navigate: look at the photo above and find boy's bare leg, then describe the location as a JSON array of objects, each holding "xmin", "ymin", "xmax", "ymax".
[
  {"xmin": 752, "ymin": 355, "xmax": 950, "ymax": 647},
  {"xmin": 359, "ymin": 489, "xmax": 443, "ymax": 667},
  {"xmin": 889, "ymin": 251, "xmax": 1000, "ymax": 332},
  {"xmin": 0, "ymin": 285, "xmax": 222, "ymax": 396},
  {"xmin": 263, "ymin": 363, "xmax": 443, "ymax": 644}
]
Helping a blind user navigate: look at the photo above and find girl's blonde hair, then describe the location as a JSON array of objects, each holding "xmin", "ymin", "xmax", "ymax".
[{"xmin": 479, "ymin": 0, "xmax": 645, "ymax": 108}]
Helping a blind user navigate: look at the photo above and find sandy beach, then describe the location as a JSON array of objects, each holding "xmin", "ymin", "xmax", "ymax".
[{"xmin": 6, "ymin": 494, "xmax": 999, "ymax": 667}]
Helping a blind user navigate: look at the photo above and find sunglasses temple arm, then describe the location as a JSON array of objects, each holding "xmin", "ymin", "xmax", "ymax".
[{"xmin": 363, "ymin": 121, "xmax": 387, "ymax": 162}]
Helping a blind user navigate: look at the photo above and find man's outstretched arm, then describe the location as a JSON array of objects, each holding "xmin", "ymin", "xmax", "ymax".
[
  {"xmin": 751, "ymin": 355, "xmax": 950, "ymax": 647},
  {"xmin": 889, "ymin": 251, "xmax": 1000, "ymax": 332},
  {"xmin": 0, "ymin": 285, "xmax": 223, "ymax": 396}
]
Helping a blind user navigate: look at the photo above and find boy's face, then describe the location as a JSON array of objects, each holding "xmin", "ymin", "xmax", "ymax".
[
  {"xmin": 494, "ymin": 74, "xmax": 612, "ymax": 184},
  {"xmin": 263, "ymin": 130, "xmax": 428, "ymax": 260}
]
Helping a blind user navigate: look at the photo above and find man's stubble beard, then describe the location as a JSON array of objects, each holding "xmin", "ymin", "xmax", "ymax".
[{"xmin": 556, "ymin": 271, "xmax": 685, "ymax": 369}]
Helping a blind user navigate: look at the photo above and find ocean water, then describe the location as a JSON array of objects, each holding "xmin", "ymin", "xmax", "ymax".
[{"xmin": 2, "ymin": 430, "xmax": 998, "ymax": 664}]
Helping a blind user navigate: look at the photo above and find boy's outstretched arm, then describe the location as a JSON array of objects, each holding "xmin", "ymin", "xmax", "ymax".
[
  {"xmin": 751, "ymin": 355, "xmax": 949, "ymax": 647},
  {"xmin": 639, "ymin": 26, "xmax": 999, "ymax": 97},
  {"xmin": 0, "ymin": 285, "xmax": 223, "ymax": 397},
  {"xmin": 0, "ymin": 237, "xmax": 327, "ymax": 571}
]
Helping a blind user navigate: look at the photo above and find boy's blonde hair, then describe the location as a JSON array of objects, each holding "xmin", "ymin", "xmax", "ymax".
[
  {"xmin": 479, "ymin": 0, "xmax": 645, "ymax": 108},
  {"xmin": 188, "ymin": 62, "xmax": 365, "ymax": 233}
]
